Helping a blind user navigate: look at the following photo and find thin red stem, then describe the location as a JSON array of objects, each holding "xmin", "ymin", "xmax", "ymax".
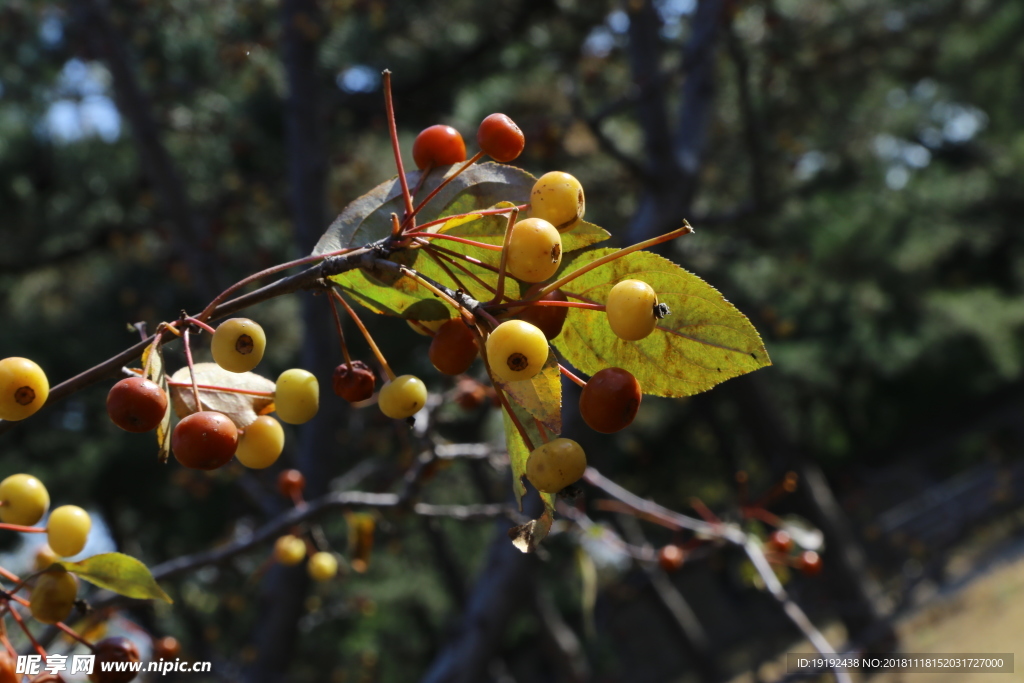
[
  {"xmin": 490, "ymin": 208, "xmax": 519, "ymax": 305},
  {"xmin": 164, "ymin": 380, "xmax": 274, "ymax": 398},
  {"xmin": 558, "ymin": 364, "xmax": 587, "ymax": 388},
  {"xmin": 426, "ymin": 247, "xmax": 502, "ymax": 298},
  {"xmin": 182, "ymin": 329, "xmax": 202, "ymax": 409},
  {"xmin": 0, "ymin": 523, "xmax": 45, "ymax": 534},
  {"xmin": 382, "ymin": 70, "xmax": 415, "ymax": 221},
  {"xmin": 411, "ymin": 204, "xmax": 529, "ymax": 233},
  {"xmin": 533, "ymin": 418, "xmax": 550, "ymax": 444},
  {"xmin": 327, "ymin": 294, "xmax": 353, "ymax": 367},
  {"xmin": 422, "ymin": 248, "xmax": 472, "ymax": 298},
  {"xmin": 183, "ymin": 317, "xmax": 216, "ymax": 335},
  {"xmin": 414, "ymin": 241, "xmax": 501, "ymax": 274},
  {"xmin": 403, "ymin": 232, "xmax": 503, "ymax": 252},
  {"xmin": 487, "ymin": 299, "xmax": 605, "ymax": 311},
  {"xmin": 537, "ymin": 223, "xmax": 693, "ymax": 299},
  {"xmin": 689, "ymin": 497, "xmax": 722, "ymax": 526},
  {"xmin": 492, "ymin": 382, "xmax": 535, "ymax": 453},
  {"xmin": 330, "ymin": 289, "xmax": 396, "ymax": 381},
  {"xmin": 56, "ymin": 621, "xmax": 95, "ymax": 650},
  {"xmin": 409, "ymin": 163, "xmax": 432, "ymax": 199},
  {"xmin": 7, "ymin": 605, "xmax": 47, "ymax": 658},
  {"xmin": 401, "ymin": 151, "xmax": 485, "ymax": 230}
]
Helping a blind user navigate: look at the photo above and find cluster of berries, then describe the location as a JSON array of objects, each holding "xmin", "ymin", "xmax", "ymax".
[
  {"xmin": 272, "ymin": 470, "xmax": 338, "ymax": 582},
  {"xmin": 399, "ymin": 118, "xmax": 667, "ymax": 494},
  {"xmin": 0, "ymin": 473, "xmax": 90, "ymax": 625}
]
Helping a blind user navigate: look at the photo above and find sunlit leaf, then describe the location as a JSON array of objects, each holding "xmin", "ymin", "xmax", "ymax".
[
  {"xmin": 500, "ymin": 398, "xmax": 556, "ymax": 522},
  {"xmin": 57, "ymin": 553, "xmax": 172, "ymax": 603},
  {"xmin": 495, "ymin": 352, "xmax": 561, "ymax": 436},
  {"xmin": 169, "ymin": 363, "xmax": 275, "ymax": 429},
  {"xmin": 143, "ymin": 342, "xmax": 172, "ymax": 464},
  {"xmin": 555, "ymin": 249, "xmax": 770, "ymax": 397}
]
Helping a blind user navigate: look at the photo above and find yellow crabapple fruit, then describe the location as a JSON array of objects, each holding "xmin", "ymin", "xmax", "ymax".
[
  {"xmin": 0, "ymin": 357, "xmax": 49, "ymax": 422},
  {"xmin": 235, "ymin": 416, "xmax": 285, "ymax": 469},
  {"xmin": 525, "ymin": 438, "xmax": 587, "ymax": 493},
  {"xmin": 211, "ymin": 318, "xmax": 267, "ymax": 373},
  {"xmin": 506, "ymin": 218, "xmax": 562, "ymax": 283},
  {"xmin": 485, "ymin": 320, "xmax": 549, "ymax": 383},
  {"xmin": 606, "ymin": 279, "xmax": 659, "ymax": 341},
  {"xmin": 378, "ymin": 375, "xmax": 427, "ymax": 419},
  {"xmin": 275, "ymin": 369, "xmax": 319, "ymax": 424},
  {"xmin": 0, "ymin": 474, "xmax": 50, "ymax": 526},
  {"xmin": 530, "ymin": 171, "xmax": 585, "ymax": 232}
]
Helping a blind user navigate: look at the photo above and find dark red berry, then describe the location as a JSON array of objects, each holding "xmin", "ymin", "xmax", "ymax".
[
  {"xmin": 799, "ymin": 550, "xmax": 823, "ymax": 576},
  {"xmin": 579, "ymin": 367, "xmax": 642, "ymax": 433},
  {"xmin": 413, "ymin": 125, "xmax": 466, "ymax": 170},
  {"xmin": 89, "ymin": 636, "xmax": 140, "ymax": 683},
  {"xmin": 429, "ymin": 320, "xmax": 479, "ymax": 375},
  {"xmin": 477, "ymin": 113, "xmax": 524, "ymax": 163},
  {"xmin": 277, "ymin": 469, "xmax": 306, "ymax": 499},
  {"xmin": 658, "ymin": 544, "xmax": 685, "ymax": 572},
  {"xmin": 513, "ymin": 289, "xmax": 569, "ymax": 340},
  {"xmin": 768, "ymin": 530, "xmax": 794, "ymax": 554},
  {"xmin": 333, "ymin": 360, "xmax": 376, "ymax": 402},
  {"xmin": 153, "ymin": 635, "xmax": 180, "ymax": 659},
  {"xmin": 172, "ymin": 411, "xmax": 238, "ymax": 470},
  {"xmin": 106, "ymin": 377, "xmax": 168, "ymax": 433}
]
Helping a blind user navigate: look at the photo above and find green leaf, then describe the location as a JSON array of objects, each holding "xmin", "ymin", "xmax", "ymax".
[
  {"xmin": 57, "ymin": 552, "xmax": 173, "ymax": 603},
  {"xmin": 495, "ymin": 351, "xmax": 562, "ymax": 436},
  {"xmin": 500, "ymin": 400, "xmax": 556, "ymax": 514},
  {"xmin": 555, "ymin": 249, "xmax": 771, "ymax": 397}
]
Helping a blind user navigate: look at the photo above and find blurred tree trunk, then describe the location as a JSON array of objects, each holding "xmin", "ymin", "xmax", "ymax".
[{"xmin": 243, "ymin": 1, "xmax": 339, "ymax": 680}]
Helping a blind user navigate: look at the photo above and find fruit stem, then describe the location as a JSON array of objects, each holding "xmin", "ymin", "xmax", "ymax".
[
  {"xmin": 411, "ymin": 203, "xmax": 529, "ymax": 233},
  {"xmin": 413, "ymin": 240, "xmax": 501, "ymax": 274},
  {"xmin": 402, "ymin": 232, "xmax": 503, "ymax": 252},
  {"xmin": 490, "ymin": 207, "xmax": 519, "ymax": 305},
  {"xmin": 533, "ymin": 417, "xmax": 550, "ymax": 444},
  {"xmin": 327, "ymin": 293, "xmax": 354, "ymax": 367},
  {"xmin": 558, "ymin": 364, "xmax": 587, "ymax": 388},
  {"xmin": 742, "ymin": 506, "xmax": 785, "ymax": 527},
  {"xmin": 381, "ymin": 70, "xmax": 416, "ymax": 223},
  {"xmin": 182, "ymin": 329, "xmax": 203, "ymax": 409},
  {"xmin": 487, "ymin": 299, "xmax": 605, "ymax": 312},
  {"xmin": 183, "ymin": 317, "xmax": 217, "ymax": 335},
  {"xmin": 390, "ymin": 212, "xmax": 402, "ymax": 239},
  {"xmin": 409, "ymin": 162, "xmax": 432, "ymax": 199},
  {"xmin": 164, "ymin": 380, "xmax": 275, "ymax": 398},
  {"xmin": 490, "ymin": 381, "xmax": 535, "ymax": 453},
  {"xmin": 0, "ymin": 523, "xmax": 46, "ymax": 534},
  {"xmin": 425, "ymin": 247, "xmax": 503, "ymax": 299},
  {"xmin": 330, "ymin": 289, "xmax": 396, "ymax": 382},
  {"xmin": 421, "ymin": 248, "xmax": 473, "ymax": 299},
  {"xmin": 6, "ymin": 600, "xmax": 47, "ymax": 658},
  {"xmin": 536, "ymin": 222, "xmax": 694, "ymax": 299},
  {"xmin": 55, "ymin": 621, "xmax": 94, "ymax": 650},
  {"xmin": 689, "ymin": 497, "xmax": 722, "ymax": 526},
  {"xmin": 401, "ymin": 151, "xmax": 486, "ymax": 231}
]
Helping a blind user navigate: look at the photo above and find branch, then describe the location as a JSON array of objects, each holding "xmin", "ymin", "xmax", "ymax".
[
  {"xmin": 0, "ymin": 247, "xmax": 370, "ymax": 436},
  {"xmin": 582, "ymin": 467, "xmax": 851, "ymax": 683}
]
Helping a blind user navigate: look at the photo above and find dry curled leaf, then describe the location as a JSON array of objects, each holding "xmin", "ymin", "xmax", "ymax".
[{"xmin": 169, "ymin": 363, "xmax": 275, "ymax": 429}]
